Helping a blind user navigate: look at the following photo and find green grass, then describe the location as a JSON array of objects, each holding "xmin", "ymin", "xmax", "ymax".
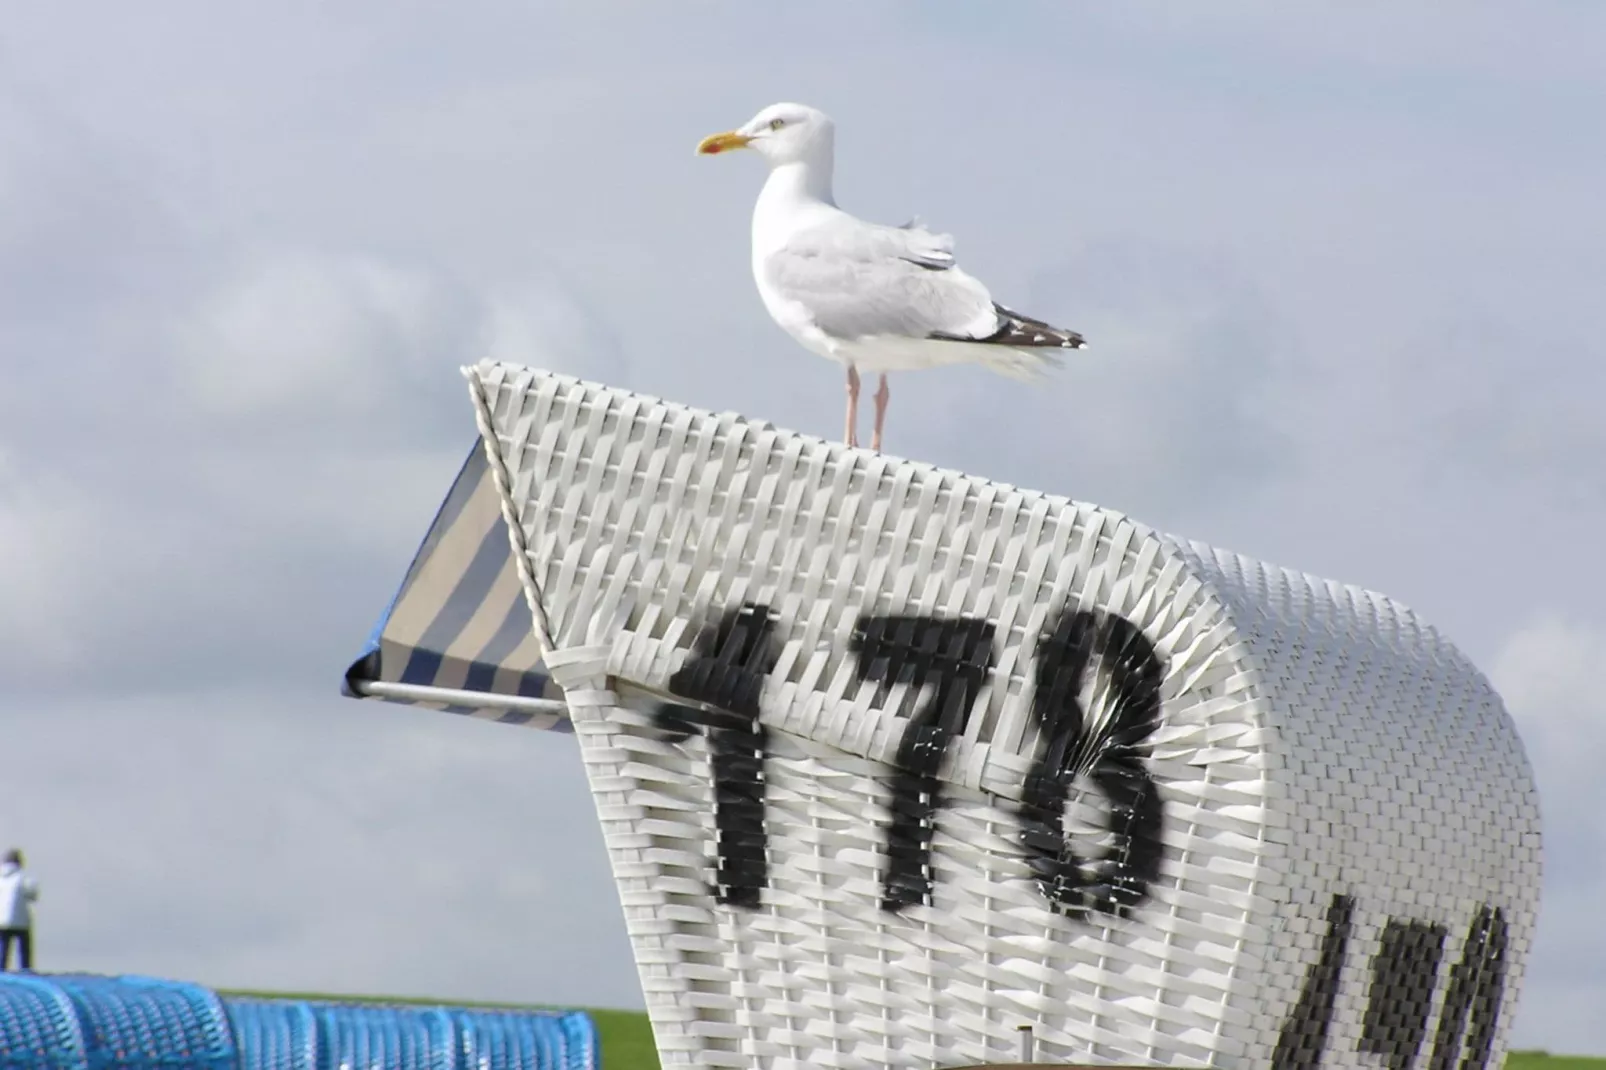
[
  {"xmin": 220, "ymin": 994, "xmax": 1604, "ymax": 1070},
  {"xmin": 581, "ymin": 1008, "xmax": 659, "ymax": 1070},
  {"xmin": 1508, "ymin": 1054, "xmax": 1606, "ymax": 1070}
]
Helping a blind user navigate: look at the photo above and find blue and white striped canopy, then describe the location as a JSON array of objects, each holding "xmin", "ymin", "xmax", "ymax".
[{"xmin": 342, "ymin": 443, "xmax": 570, "ymax": 731}]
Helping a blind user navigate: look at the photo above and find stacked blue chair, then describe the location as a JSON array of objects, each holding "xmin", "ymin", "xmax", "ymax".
[
  {"xmin": 4, "ymin": 975, "xmax": 234, "ymax": 1070},
  {"xmin": 307, "ymin": 1004, "xmax": 456, "ymax": 1070},
  {"xmin": 223, "ymin": 1001, "xmax": 598, "ymax": 1070},
  {"xmin": 448, "ymin": 1009, "xmax": 595, "ymax": 1070},
  {"xmin": 0, "ymin": 977, "xmax": 598, "ymax": 1070},
  {"xmin": 216, "ymin": 1000, "xmax": 315, "ymax": 1070},
  {"xmin": 0, "ymin": 974, "xmax": 86, "ymax": 1070}
]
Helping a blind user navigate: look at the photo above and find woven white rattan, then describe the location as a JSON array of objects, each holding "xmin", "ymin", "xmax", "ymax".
[{"xmin": 464, "ymin": 363, "xmax": 1542, "ymax": 1070}]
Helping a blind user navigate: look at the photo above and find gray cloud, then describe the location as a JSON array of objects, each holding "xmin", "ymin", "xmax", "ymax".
[
  {"xmin": 1491, "ymin": 618, "xmax": 1606, "ymax": 1056},
  {"xmin": 1, "ymin": 0, "xmax": 1602, "ymax": 1054},
  {"xmin": 5, "ymin": 688, "xmax": 637, "ymax": 1007}
]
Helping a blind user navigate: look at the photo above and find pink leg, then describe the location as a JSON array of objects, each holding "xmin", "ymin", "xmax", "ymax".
[
  {"xmin": 845, "ymin": 366, "xmax": 860, "ymax": 447},
  {"xmin": 871, "ymin": 374, "xmax": 890, "ymax": 452}
]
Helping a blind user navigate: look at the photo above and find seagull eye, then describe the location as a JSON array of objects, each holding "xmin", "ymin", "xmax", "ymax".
[{"xmin": 768, "ymin": 117, "xmax": 786, "ymax": 131}]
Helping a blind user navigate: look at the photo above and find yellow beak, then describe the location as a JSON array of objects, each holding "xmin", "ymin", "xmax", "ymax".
[{"xmin": 696, "ymin": 130, "xmax": 752, "ymax": 156}]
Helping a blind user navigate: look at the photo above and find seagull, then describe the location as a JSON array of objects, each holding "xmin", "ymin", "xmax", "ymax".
[{"xmin": 697, "ymin": 102, "xmax": 1087, "ymax": 452}]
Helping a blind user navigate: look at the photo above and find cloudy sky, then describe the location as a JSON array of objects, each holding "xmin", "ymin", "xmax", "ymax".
[{"xmin": 3, "ymin": 0, "xmax": 1604, "ymax": 1055}]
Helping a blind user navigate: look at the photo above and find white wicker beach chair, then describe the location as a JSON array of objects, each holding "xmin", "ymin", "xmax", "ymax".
[{"xmin": 462, "ymin": 363, "xmax": 1541, "ymax": 1070}]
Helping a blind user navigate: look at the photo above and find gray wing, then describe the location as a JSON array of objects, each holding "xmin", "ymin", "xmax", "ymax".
[{"xmin": 762, "ymin": 219, "xmax": 998, "ymax": 342}]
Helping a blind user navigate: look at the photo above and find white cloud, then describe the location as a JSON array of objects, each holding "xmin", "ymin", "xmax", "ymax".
[
  {"xmin": 1494, "ymin": 617, "xmax": 1606, "ymax": 791},
  {"xmin": 0, "ymin": 463, "xmax": 95, "ymax": 667},
  {"xmin": 481, "ymin": 277, "xmax": 629, "ymax": 382},
  {"xmin": 174, "ymin": 250, "xmax": 483, "ymax": 417},
  {"xmin": 174, "ymin": 251, "xmax": 633, "ymax": 423}
]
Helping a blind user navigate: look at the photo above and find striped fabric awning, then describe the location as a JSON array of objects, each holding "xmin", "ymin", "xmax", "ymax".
[{"xmin": 342, "ymin": 442, "xmax": 570, "ymax": 731}]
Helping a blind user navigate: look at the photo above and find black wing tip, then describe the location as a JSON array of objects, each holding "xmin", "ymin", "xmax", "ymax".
[
  {"xmin": 985, "ymin": 303, "xmax": 1088, "ymax": 349},
  {"xmin": 927, "ymin": 304, "xmax": 1089, "ymax": 348}
]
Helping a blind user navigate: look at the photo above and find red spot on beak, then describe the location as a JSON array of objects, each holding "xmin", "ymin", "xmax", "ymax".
[{"xmin": 696, "ymin": 132, "xmax": 749, "ymax": 156}]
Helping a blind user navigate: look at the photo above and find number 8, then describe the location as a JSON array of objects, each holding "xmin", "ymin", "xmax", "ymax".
[{"xmin": 1019, "ymin": 608, "xmax": 1167, "ymax": 919}]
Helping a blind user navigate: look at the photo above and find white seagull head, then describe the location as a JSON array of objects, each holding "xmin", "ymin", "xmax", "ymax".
[{"xmin": 696, "ymin": 102, "xmax": 835, "ymax": 168}]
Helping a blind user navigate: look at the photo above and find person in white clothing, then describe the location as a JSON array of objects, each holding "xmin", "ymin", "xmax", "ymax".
[{"xmin": 0, "ymin": 848, "xmax": 39, "ymax": 971}]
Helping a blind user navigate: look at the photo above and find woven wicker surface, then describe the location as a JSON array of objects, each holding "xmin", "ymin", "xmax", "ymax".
[
  {"xmin": 464, "ymin": 363, "xmax": 1542, "ymax": 1070},
  {"xmin": 0, "ymin": 974, "xmax": 87, "ymax": 1070}
]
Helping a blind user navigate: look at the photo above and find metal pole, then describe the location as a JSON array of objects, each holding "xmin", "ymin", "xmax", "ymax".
[{"xmin": 1016, "ymin": 1024, "xmax": 1034, "ymax": 1064}]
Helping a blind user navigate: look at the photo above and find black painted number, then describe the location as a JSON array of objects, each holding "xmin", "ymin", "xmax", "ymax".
[
  {"xmin": 1273, "ymin": 893, "xmax": 1356, "ymax": 1070},
  {"xmin": 1427, "ymin": 906, "xmax": 1508, "ymax": 1070},
  {"xmin": 850, "ymin": 615, "xmax": 997, "ymax": 912},
  {"xmin": 1273, "ymin": 895, "xmax": 1510, "ymax": 1070},
  {"xmin": 1019, "ymin": 608, "xmax": 1166, "ymax": 918},
  {"xmin": 651, "ymin": 603, "xmax": 780, "ymax": 909},
  {"xmin": 652, "ymin": 602, "xmax": 1168, "ymax": 920},
  {"xmin": 1361, "ymin": 917, "xmax": 1448, "ymax": 1070}
]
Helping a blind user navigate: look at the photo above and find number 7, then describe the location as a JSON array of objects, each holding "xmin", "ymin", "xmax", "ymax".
[{"xmin": 851, "ymin": 615, "xmax": 998, "ymax": 912}]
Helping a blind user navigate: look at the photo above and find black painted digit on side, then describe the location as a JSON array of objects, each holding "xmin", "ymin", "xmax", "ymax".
[
  {"xmin": 1428, "ymin": 906, "xmax": 1509, "ymax": 1070},
  {"xmin": 1460, "ymin": 908, "xmax": 1509, "ymax": 1070},
  {"xmin": 850, "ymin": 615, "xmax": 997, "ymax": 912},
  {"xmin": 1273, "ymin": 893, "xmax": 1357, "ymax": 1070},
  {"xmin": 1019, "ymin": 608, "xmax": 1165, "ymax": 918},
  {"xmin": 651, "ymin": 603, "xmax": 780, "ymax": 909},
  {"xmin": 1360, "ymin": 917, "xmax": 1448, "ymax": 1070}
]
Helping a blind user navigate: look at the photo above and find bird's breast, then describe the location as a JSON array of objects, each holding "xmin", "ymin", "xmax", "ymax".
[{"xmin": 753, "ymin": 268, "xmax": 837, "ymax": 361}]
